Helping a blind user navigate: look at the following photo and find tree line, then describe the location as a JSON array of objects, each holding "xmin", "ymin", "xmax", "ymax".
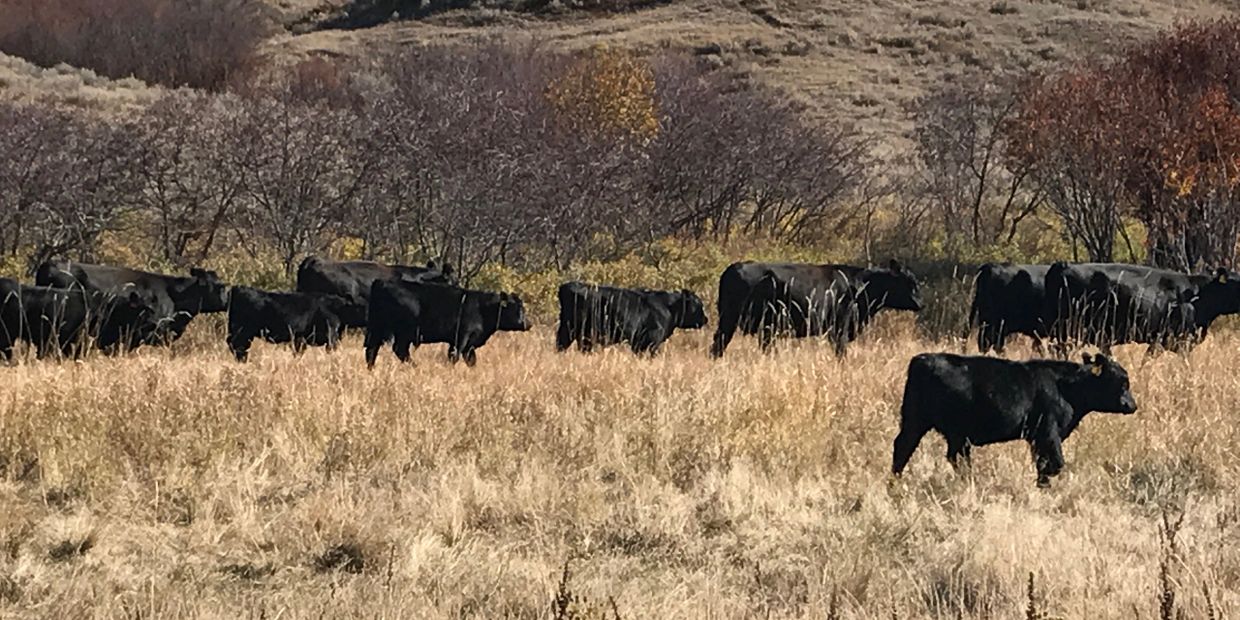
[
  {"xmin": 910, "ymin": 17, "xmax": 1240, "ymax": 271},
  {"xmin": 3, "ymin": 16, "xmax": 1240, "ymax": 280},
  {"xmin": 0, "ymin": 44, "xmax": 871, "ymax": 281}
]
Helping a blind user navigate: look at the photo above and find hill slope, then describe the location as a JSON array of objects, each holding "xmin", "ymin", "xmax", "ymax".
[{"xmin": 263, "ymin": 0, "xmax": 1238, "ymax": 145}]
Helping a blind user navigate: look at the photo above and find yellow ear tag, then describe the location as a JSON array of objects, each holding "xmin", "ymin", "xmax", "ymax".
[
  {"xmin": 1219, "ymin": 273, "xmax": 1228, "ymax": 284},
  {"xmin": 1090, "ymin": 364, "xmax": 1103, "ymax": 376}
]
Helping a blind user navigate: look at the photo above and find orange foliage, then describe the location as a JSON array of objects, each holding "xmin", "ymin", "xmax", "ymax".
[{"xmin": 545, "ymin": 46, "xmax": 659, "ymax": 143}]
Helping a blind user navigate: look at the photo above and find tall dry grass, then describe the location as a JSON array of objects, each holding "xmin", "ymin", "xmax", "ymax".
[{"xmin": 0, "ymin": 314, "xmax": 1237, "ymax": 618}]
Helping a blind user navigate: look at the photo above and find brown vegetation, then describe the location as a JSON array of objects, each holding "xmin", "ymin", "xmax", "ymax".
[
  {"xmin": 0, "ymin": 322, "xmax": 1237, "ymax": 617},
  {"xmin": 0, "ymin": 0, "xmax": 270, "ymax": 89},
  {"xmin": 0, "ymin": 44, "xmax": 872, "ymax": 278}
]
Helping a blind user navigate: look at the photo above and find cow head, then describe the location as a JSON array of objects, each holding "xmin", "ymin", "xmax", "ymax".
[
  {"xmin": 861, "ymin": 259, "xmax": 923, "ymax": 313},
  {"xmin": 184, "ymin": 267, "xmax": 229, "ymax": 313},
  {"xmin": 1194, "ymin": 267, "xmax": 1240, "ymax": 327},
  {"xmin": 497, "ymin": 292, "xmax": 530, "ymax": 332},
  {"xmin": 674, "ymin": 290, "xmax": 709, "ymax": 329},
  {"xmin": 1078, "ymin": 353, "xmax": 1138, "ymax": 414}
]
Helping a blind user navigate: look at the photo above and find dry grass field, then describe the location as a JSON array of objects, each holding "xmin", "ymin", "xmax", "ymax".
[{"xmin": 0, "ymin": 315, "xmax": 1237, "ymax": 618}]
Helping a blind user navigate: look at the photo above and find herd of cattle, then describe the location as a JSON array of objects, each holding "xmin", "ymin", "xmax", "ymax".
[{"xmin": 1, "ymin": 257, "xmax": 1234, "ymax": 486}]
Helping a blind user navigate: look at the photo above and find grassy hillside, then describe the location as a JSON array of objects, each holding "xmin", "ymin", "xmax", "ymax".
[
  {"xmin": 0, "ymin": 322, "xmax": 1236, "ymax": 617},
  {"xmin": 5, "ymin": 0, "xmax": 1236, "ymax": 148},
  {"xmin": 0, "ymin": 52, "xmax": 161, "ymax": 111},
  {"xmin": 264, "ymin": 0, "xmax": 1239, "ymax": 144}
]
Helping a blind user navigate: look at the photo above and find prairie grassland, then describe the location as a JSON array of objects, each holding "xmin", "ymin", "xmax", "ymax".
[{"xmin": 0, "ymin": 315, "xmax": 1237, "ymax": 618}]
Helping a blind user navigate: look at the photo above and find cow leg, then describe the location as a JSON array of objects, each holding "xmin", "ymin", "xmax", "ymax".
[
  {"xmin": 450, "ymin": 333, "xmax": 479, "ymax": 367},
  {"xmin": 291, "ymin": 337, "xmax": 308, "ymax": 357},
  {"xmin": 892, "ymin": 424, "xmax": 929, "ymax": 476},
  {"xmin": 1049, "ymin": 341, "xmax": 1070, "ymax": 360},
  {"xmin": 34, "ymin": 336, "xmax": 51, "ymax": 360},
  {"xmin": 577, "ymin": 337, "xmax": 594, "ymax": 353},
  {"xmin": 1031, "ymin": 335, "xmax": 1046, "ymax": 358},
  {"xmin": 977, "ymin": 324, "xmax": 995, "ymax": 354},
  {"xmin": 392, "ymin": 338, "xmax": 413, "ymax": 364},
  {"xmin": 946, "ymin": 437, "xmax": 972, "ymax": 470},
  {"xmin": 60, "ymin": 338, "xmax": 80, "ymax": 360},
  {"xmin": 227, "ymin": 327, "xmax": 253, "ymax": 362},
  {"xmin": 993, "ymin": 329, "xmax": 1008, "ymax": 355},
  {"xmin": 757, "ymin": 321, "xmax": 777, "ymax": 353},
  {"xmin": 555, "ymin": 321, "xmax": 574, "ymax": 352},
  {"xmin": 363, "ymin": 334, "xmax": 384, "ymax": 370},
  {"xmin": 710, "ymin": 309, "xmax": 739, "ymax": 359},
  {"xmin": 630, "ymin": 334, "xmax": 662, "ymax": 357},
  {"xmin": 1032, "ymin": 434, "xmax": 1065, "ymax": 488}
]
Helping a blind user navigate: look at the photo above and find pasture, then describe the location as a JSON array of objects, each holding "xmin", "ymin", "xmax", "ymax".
[{"xmin": 0, "ymin": 316, "xmax": 1237, "ymax": 618}]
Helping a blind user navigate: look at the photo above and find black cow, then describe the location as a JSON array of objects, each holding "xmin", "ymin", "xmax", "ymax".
[
  {"xmin": 227, "ymin": 287, "xmax": 366, "ymax": 362},
  {"xmin": 1, "ymin": 277, "xmax": 154, "ymax": 360},
  {"xmin": 711, "ymin": 259, "xmax": 922, "ymax": 358},
  {"xmin": 555, "ymin": 282, "xmax": 708, "ymax": 355},
  {"xmin": 969, "ymin": 263, "xmax": 1051, "ymax": 354},
  {"xmin": 892, "ymin": 352, "xmax": 1138, "ymax": 487},
  {"xmin": 295, "ymin": 256, "xmax": 456, "ymax": 328},
  {"xmin": 1043, "ymin": 262, "xmax": 1238, "ymax": 353},
  {"xmin": 364, "ymin": 280, "xmax": 529, "ymax": 368},
  {"xmin": 35, "ymin": 261, "xmax": 228, "ymax": 346}
]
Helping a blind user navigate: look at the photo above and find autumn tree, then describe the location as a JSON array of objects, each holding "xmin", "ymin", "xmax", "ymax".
[
  {"xmin": 1008, "ymin": 17, "xmax": 1240, "ymax": 268},
  {"xmin": 1118, "ymin": 19, "xmax": 1240, "ymax": 270},
  {"xmin": 546, "ymin": 45, "xmax": 659, "ymax": 144}
]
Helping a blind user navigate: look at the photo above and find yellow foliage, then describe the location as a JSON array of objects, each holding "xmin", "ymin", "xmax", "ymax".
[
  {"xmin": 546, "ymin": 47, "xmax": 659, "ymax": 143},
  {"xmin": 332, "ymin": 236, "xmax": 366, "ymax": 261}
]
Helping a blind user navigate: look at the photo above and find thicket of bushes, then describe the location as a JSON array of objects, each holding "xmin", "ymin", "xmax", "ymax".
[
  {"xmin": 910, "ymin": 17, "xmax": 1240, "ymax": 272},
  {"xmin": 0, "ymin": 0, "xmax": 270, "ymax": 89},
  {"xmin": 0, "ymin": 44, "xmax": 873, "ymax": 284},
  {"xmin": 3, "ymin": 10, "xmax": 1240, "ymax": 330}
]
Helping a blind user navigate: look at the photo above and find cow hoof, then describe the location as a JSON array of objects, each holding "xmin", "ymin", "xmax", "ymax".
[{"xmin": 1036, "ymin": 478, "xmax": 1052, "ymax": 489}]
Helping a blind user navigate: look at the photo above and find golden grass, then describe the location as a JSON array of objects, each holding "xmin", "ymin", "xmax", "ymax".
[{"xmin": 0, "ymin": 314, "xmax": 1238, "ymax": 618}]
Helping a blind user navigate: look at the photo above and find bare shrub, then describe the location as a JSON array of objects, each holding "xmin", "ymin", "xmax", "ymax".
[
  {"xmin": 911, "ymin": 72, "xmax": 1043, "ymax": 254},
  {"xmin": 0, "ymin": 0, "xmax": 270, "ymax": 90},
  {"xmin": 0, "ymin": 102, "xmax": 143, "ymax": 267},
  {"xmin": 132, "ymin": 92, "xmax": 250, "ymax": 266},
  {"xmin": 232, "ymin": 89, "xmax": 377, "ymax": 274}
]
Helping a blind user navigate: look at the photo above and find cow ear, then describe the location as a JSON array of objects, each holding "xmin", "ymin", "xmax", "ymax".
[
  {"xmin": 427, "ymin": 259, "xmax": 438, "ymax": 269},
  {"xmin": 1081, "ymin": 353, "xmax": 1093, "ymax": 366},
  {"xmin": 888, "ymin": 259, "xmax": 903, "ymax": 273},
  {"xmin": 190, "ymin": 267, "xmax": 205, "ymax": 278},
  {"xmin": 441, "ymin": 262, "xmax": 454, "ymax": 276},
  {"xmin": 1216, "ymin": 268, "xmax": 1228, "ymax": 284}
]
